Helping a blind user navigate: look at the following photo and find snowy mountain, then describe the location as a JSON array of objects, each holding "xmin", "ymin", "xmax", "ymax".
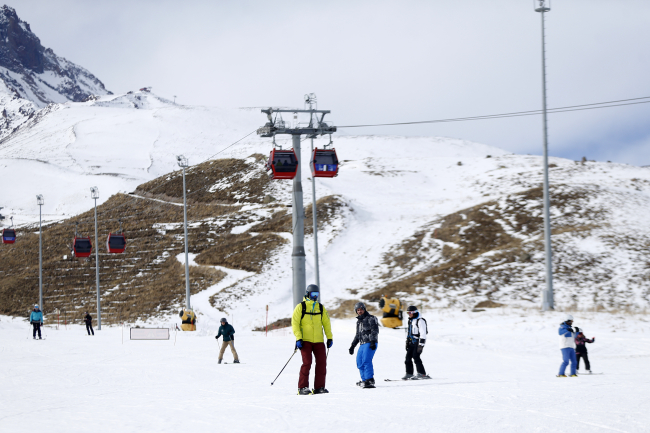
[
  {"xmin": 1, "ymin": 88, "xmax": 650, "ymax": 327},
  {"xmin": 0, "ymin": 5, "xmax": 110, "ymax": 142}
]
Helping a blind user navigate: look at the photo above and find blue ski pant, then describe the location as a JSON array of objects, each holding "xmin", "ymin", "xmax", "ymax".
[
  {"xmin": 356, "ymin": 342, "xmax": 377, "ymax": 381},
  {"xmin": 559, "ymin": 348, "xmax": 577, "ymax": 376}
]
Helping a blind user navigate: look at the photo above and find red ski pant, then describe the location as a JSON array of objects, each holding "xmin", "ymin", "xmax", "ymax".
[{"xmin": 298, "ymin": 341, "xmax": 327, "ymax": 389}]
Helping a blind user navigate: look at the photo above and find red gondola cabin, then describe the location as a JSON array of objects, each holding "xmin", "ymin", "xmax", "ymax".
[
  {"xmin": 73, "ymin": 236, "xmax": 92, "ymax": 258},
  {"xmin": 106, "ymin": 233, "xmax": 127, "ymax": 254},
  {"xmin": 266, "ymin": 149, "xmax": 298, "ymax": 180},
  {"xmin": 2, "ymin": 228, "xmax": 16, "ymax": 244},
  {"xmin": 310, "ymin": 148, "xmax": 339, "ymax": 178}
]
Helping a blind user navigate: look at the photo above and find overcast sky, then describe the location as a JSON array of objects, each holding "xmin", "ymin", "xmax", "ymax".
[{"xmin": 12, "ymin": 0, "xmax": 650, "ymax": 165}]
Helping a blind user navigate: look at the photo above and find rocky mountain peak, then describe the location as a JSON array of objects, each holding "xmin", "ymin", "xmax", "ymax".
[{"xmin": 0, "ymin": 4, "xmax": 111, "ymax": 107}]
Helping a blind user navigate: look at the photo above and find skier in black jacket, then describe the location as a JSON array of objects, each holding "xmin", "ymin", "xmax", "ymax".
[
  {"xmin": 403, "ymin": 306, "xmax": 430, "ymax": 380},
  {"xmin": 349, "ymin": 302, "xmax": 379, "ymax": 388},
  {"xmin": 84, "ymin": 312, "xmax": 94, "ymax": 336}
]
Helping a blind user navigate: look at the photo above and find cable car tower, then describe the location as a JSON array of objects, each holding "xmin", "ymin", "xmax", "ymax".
[{"xmin": 257, "ymin": 100, "xmax": 336, "ymax": 308}]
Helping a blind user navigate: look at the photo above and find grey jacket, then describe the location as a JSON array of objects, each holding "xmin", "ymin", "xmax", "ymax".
[{"xmin": 351, "ymin": 311, "xmax": 379, "ymax": 347}]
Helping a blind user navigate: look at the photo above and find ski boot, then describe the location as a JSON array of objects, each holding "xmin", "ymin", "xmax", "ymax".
[
  {"xmin": 233, "ymin": 360, "xmax": 240, "ymax": 364},
  {"xmin": 362, "ymin": 378, "xmax": 376, "ymax": 389},
  {"xmin": 587, "ymin": 370, "xmax": 592, "ymax": 374},
  {"xmin": 218, "ymin": 359, "xmax": 222, "ymax": 364},
  {"xmin": 412, "ymin": 373, "xmax": 431, "ymax": 380},
  {"xmin": 356, "ymin": 380, "xmax": 364, "ymax": 387},
  {"xmin": 556, "ymin": 374, "xmax": 567, "ymax": 377},
  {"xmin": 569, "ymin": 374, "xmax": 578, "ymax": 377},
  {"xmin": 401, "ymin": 374, "xmax": 414, "ymax": 380},
  {"xmin": 312, "ymin": 387, "xmax": 329, "ymax": 394},
  {"xmin": 298, "ymin": 387, "xmax": 312, "ymax": 395}
]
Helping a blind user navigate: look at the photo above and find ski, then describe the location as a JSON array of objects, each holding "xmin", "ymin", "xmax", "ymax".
[
  {"xmin": 577, "ymin": 372, "xmax": 603, "ymax": 375},
  {"xmin": 384, "ymin": 376, "xmax": 433, "ymax": 382}
]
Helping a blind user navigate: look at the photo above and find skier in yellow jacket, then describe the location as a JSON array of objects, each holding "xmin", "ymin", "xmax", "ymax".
[{"xmin": 291, "ymin": 284, "xmax": 333, "ymax": 395}]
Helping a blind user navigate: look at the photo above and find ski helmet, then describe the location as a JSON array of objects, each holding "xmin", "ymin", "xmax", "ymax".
[
  {"xmin": 305, "ymin": 284, "xmax": 319, "ymax": 301},
  {"xmin": 34, "ymin": 304, "xmax": 39, "ymax": 309},
  {"xmin": 220, "ymin": 317, "xmax": 227, "ymax": 323},
  {"xmin": 564, "ymin": 314, "xmax": 574, "ymax": 322},
  {"xmin": 353, "ymin": 302, "xmax": 366, "ymax": 313},
  {"xmin": 407, "ymin": 306, "xmax": 418, "ymax": 312}
]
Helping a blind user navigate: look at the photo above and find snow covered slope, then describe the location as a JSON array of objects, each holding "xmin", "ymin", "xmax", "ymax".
[
  {"xmin": 1, "ymin": 89, "xmax": 650, "ymax": 324},
  {"xmin": 1, "ymin": 310, "xmax": 649, "ymax": 433}
]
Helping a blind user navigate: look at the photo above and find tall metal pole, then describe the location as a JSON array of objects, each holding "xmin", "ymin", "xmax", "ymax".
[
  {"xmin": 538, "ymin": 3, "xmax": 554, "ymax": 311},
  {"xmin": 310, "ymin": 138, "xmax": 321, "ymax": 290},
  {"xmin": 37, "ymin": 195, "xmax": 43, "ymax": 310},
  {"xmin": 91, "ymin": 187, "xmax": 101, "ymax": 329},
  {"xmin": 182, "ymin": 165, "xmax": 191, "ymax": 309},
  {"xmin": 292, "ymin": 134, "xmax": 306, "ymax": 307}
]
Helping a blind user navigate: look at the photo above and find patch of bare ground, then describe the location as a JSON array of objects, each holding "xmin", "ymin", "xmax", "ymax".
[
  {"xmin": 0, "ymin": 154, "xmax": 338, "ymax": 324},
  {"xmin": 195, "ymin": 233, "xmax": 288, "ymax": 273},
  {"xmin": 363, "ymin": 184, "xmax": 645, "ymax": 310},
  {"xmin": 134, "ymin": 155, "xmax": 270, "ymax": 204},
  {"xmin": 0, "ymin": 193, "xmax": 231, "ymax": 324},
  {"xmin": 253, "ymin": 317, "xmax": 292, "ymax": 331}
]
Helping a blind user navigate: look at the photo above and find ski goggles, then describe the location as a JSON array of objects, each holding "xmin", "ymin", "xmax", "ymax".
[{"xmin": 309, "ymin": 291, "xmax": 320, "ymax": 298}]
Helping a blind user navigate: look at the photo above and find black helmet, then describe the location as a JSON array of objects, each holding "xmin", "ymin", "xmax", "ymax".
[
  {"xmin": 353, "ymin": 302, "xmax": 366, "ymax": 313},
  {"xmin": 407, "ymin": 306, "xmax": 418, "ymax": 312},
  {"xmin": 305, "ymin": 284, "xmax": 319, "ymax": 301},
  {"xmin": 220, "ymin": 317, "xmax": 227, "ymax": 323}
]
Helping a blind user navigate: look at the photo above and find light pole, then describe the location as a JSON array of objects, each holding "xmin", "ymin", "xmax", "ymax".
[
  {"xmin": 177, "ymin": 155, "xmax": 191, "ymax": 310},
  {"xmin": 90, "ymin": 186, "xmax": 102, "ymax": 329},
  {"xmin": 36, "ymin": 195, "xmax": 44, "ymax": 310},
  {"xmin": 535, "ymin": 0, "xmax": 554, "ymax": 311},
  {"xmin": 305, "ymin": 93, "xmax": 321, "ymax": 291}
]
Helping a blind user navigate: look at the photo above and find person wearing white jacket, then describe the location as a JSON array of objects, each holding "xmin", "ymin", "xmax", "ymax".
[{"xmin": 558, "ymin": 314, "xmax": 578, "ymax": 377}]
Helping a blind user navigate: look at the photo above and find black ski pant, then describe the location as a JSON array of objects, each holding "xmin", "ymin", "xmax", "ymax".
[
  {"xmin": 32, "ymin": 323, "xmax": 41, "ymax": 339},
  {"xmin": 576, "ymin": 351, "xmax": 590, "ymax": 370},
  {"xmin": 405, "ymin": 341, "xmax": 426, "ymax": 375},
  {"xmin": 86, "ymin": 323, "xmax": 94, "ymax": 335}
]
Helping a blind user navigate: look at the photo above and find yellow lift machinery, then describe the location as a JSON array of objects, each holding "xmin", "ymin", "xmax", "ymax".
[{"xmin": 378, "ymin": 294, "xmax": 403, "ymax": 328}]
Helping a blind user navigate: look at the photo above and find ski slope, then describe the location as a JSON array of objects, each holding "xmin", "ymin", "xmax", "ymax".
[{"xmin": 1, "ymin": 310, "xmax": 649, "ymax": 432}]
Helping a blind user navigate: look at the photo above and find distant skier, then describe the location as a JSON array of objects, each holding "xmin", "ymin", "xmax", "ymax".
[
  {"xmin": 84, "ymin": 312, "xmax": 94, "ymax": 336},
  {"xmin": 291, "ymin": 285, "xmax": 333, "ymax": 395},
  {"xmin": 557, "ymin": 314, "xmax": 578, "ymax": 377},
  {"xmin": 30, "ymin": 305, "xmax": 43, "ymax": 340},
  {"xmin": 215, "ymin": 318, "xmax": 239, "ymax": 364},
  {"xmin": 348, "ymin": 302, "xmax": 379, "ymax": 388},
  {"xmin": 574, "ymin": 327, "xmax": 595, "ymax": 374},
  {"xmin": 403, "ymin": 306, "xmax": 430, "ymax": 380}
]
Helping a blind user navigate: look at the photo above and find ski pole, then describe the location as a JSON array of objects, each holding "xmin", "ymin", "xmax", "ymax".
[{"xmin": 271, "ymin": 349, "xmax": 298, "ymax": 386}]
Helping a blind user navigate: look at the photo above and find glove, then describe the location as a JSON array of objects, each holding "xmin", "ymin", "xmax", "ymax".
[
  {"xmin": 295, "ymin": 339, "xmax": 303, "ymax": 349},
  {"xmin": 567, "ymin": 327, "xmax": 574, "ymax": 333},
  {"xmin": 417, "ymin": 345, "xmax": 424, "ymax": 354},
  {"xmin": 370, "ymin": 342, "xmax": 376, "ymax": 350},
  {"xmin": 215, "ymin": 336, "xmax": 219, "ymax": 340},
  {"xmin": 349, "ymin": 346, "xmax": 355, "ymax": 355},
  {"xmin": 327, "ymin": 339, "xmax": 333, "ymax": 349}
]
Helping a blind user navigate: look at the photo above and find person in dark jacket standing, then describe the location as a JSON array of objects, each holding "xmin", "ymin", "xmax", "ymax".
[
  {"xmin": 349, "ymin": 302, "xmax": 379, "ymax": 388},
  {"xmin": 84, "ymin": 312, "xmax": 94, "ymax": 336},
  {"xmin": 403, "ymin": 306, "xmax": 430, "ymax": 380},
  {"xmin": 30, "ymin": 305, "xmax": 43, "ymax": 339},
  {"xmin": 574, "ymin": 327, "xmax": 595, "ymax": 374},
  {"xmin": 215, "ymin": 318, "xmax": 239, "ymax": 364}
]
